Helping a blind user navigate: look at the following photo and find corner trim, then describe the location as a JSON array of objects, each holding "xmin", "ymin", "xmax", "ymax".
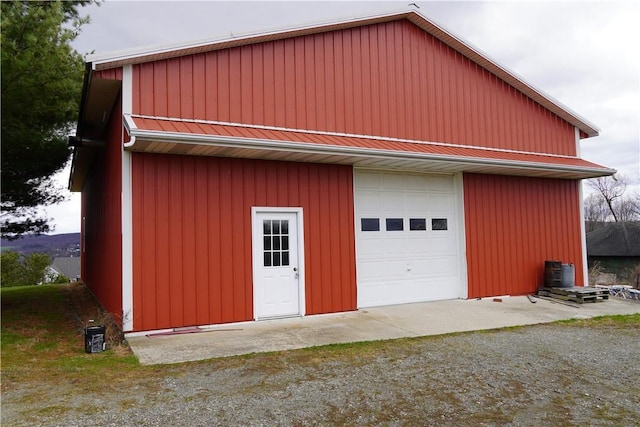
[{"xmin": 121, "ymin": 64, "xmax": 134, "ymax": 331}]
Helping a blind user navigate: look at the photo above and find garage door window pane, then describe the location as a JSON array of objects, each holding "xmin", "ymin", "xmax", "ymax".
[
  {"xmin": 432, "ymin": 218, "xmax": 448, "ymax": 231},
  {"xmin": 410, "ymin": 218, "xmax": 426, "ymax": 231},
  {"xmin": 386, "ymin": 218, "xmax": 403, "ymax": 231},
  {"xmin": 361, "ymin": 218, "xmax": 380, "ymax": 231}
]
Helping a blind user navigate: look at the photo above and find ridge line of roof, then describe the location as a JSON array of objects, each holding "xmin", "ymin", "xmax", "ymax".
[
  {"xmin": 126, "ymin": 113, "xmax": 601, "ymax": 163},
  {"xmin": 88, "ymin": 8, "xmax": 412, "ymax": 66}
]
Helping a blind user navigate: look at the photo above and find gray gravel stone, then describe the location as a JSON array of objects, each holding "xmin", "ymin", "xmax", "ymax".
[{"xmin": 3, "ymin": 322, "xmax": 639, "ymax": 426}]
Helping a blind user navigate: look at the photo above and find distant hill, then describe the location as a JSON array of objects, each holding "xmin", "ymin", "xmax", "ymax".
[{"xmin": 1, "ymin": 233, "xmax": 80, "ymax": 258}]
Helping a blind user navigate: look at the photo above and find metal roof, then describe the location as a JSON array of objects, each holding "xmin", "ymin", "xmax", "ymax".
[
  {"xmin": 587, "ymin": 222, "xmax": 640, "ymax": 257},
  {"xmin": 51, "ymin": 257, "xmax": 81, "ymax": 280},
  {"xmin": 123, "ymin": 114, "xmax": 614, "ymax": 180},
  {"xmin": 89, "ymin": 9, "xmax": 600, "ymax": 139}
]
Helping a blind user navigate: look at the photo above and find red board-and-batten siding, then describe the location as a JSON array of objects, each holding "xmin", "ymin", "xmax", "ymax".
[
  {"xmin": 81, "ymin": 68, "xmax": 124, "ymax": 318},
  {"xmin": 464, "ymin": 174, "xmax": 585, "ymax": 298},
  {"xmin": 132, "ymin": 19, "xmax": 577, "ymax": 156},
  {"xmin": 85, "ymin": 17, "xmax": 590, "ymax": 330},
  {"xmin": 131, "ymin": 155, "xmax": 356, "ymax": 331}
]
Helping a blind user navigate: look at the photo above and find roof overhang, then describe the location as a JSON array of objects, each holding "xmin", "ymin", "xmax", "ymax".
[
  {"xmin": 124, "ymin": 115, "xmax": 614, "ymax": 180},
  {"xmin": 89, "ymin": 9, "xmax": 599, "ymax": 139},
  {"xmin": 68, "ymin": 66, "xmax": 121, "ymax": 191}
]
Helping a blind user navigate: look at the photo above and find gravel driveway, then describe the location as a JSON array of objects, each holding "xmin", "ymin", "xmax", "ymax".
[{"xmin": 3, "ymin": 320, "xmax": 639, "ymax": 426}]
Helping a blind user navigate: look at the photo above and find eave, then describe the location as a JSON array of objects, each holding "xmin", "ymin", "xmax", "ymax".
[
  {"xmin": 124, "ymin": 114, "xmax": 614, "ymax": 180},
  {"xmin": 68, "ymin": 66, "xmax": 121, "ymax": 192}
]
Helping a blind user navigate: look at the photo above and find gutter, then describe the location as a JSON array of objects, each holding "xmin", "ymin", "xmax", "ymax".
[
  {"xmin": 126, "ymin": 126, "xmax": 616, "ymax": 179},
  {"xmin": 122, "ymin": 113, "xmax": 137, "ymax": 148}
]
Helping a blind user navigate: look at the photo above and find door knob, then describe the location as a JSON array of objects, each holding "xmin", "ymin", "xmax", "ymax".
[{"xmin": 293, "ymin": 267, "xmax": 297, "ymax": 272}]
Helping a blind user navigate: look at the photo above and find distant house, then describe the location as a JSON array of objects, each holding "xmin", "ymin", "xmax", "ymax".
[
  {"xmin": 587, "ymin": 222, "xmax": 640, "ymax": 285},
  {"xmin": 69, "ymin": 9, "xmax": 613, "ymax": 333},
  {"xmin": 48, "ymin": 257, "xmax": 81, "ymax": 282}
]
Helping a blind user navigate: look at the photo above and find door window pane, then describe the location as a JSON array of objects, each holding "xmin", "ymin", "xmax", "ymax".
[
  {"xmin": 410, "ymin": 218, "xmax": 426, "ymax": 231},
  {"xmin": 263, "ymin": 219, "xmax": 291, "ymax": 267},
  {"xmin": 432, "ymin": 218, "xmax": 448, "ymax": 231},
  {"xmin": 361, "ymin": 218, "xmax": 380, "ymax": 231},
  {"xmin": 386, "ymin": 218, "xmax": 404, "ymax": 231}
]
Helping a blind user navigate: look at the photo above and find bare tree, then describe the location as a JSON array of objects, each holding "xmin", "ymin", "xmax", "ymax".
[
  {"xmin": 617, "ymin": 191, "xmax": 640, "ymax": 222},
  {"xmin": 587, "ymin": 174, "xmax": 628, "ymax": 222},
  {"xmin": 630, "ymin": 191, "xmax": 640, "ymax": 218},
  {"xmin": 583, "ymin": 193, "xmax": 609, "ymax": 231}
]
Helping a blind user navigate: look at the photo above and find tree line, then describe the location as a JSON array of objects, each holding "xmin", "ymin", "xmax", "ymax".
[
  {"xmin": 0, "ymin": 250, "xmax": 69, "ymax": 287},
  {"xmin": 584, "ymin": 174, "xmax": 640, "ymax": 232}
]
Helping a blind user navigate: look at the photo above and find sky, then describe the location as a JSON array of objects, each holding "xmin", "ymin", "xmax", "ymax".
[{"xmin": 46, "ymin": 0, "xmax": 640, "ymax": 234}]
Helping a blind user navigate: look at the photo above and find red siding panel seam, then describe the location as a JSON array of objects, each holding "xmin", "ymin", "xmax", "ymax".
[
  {"xmin": 131, "ymin": 156, "xmax": 356, "ymax": 331},
  {"xmin": 131, "ymin": 20, "xmax": 582, "ymax": 154},
  {"xmin": 463, "ymin": 174, "xmax": 585, "ymax": 298}
]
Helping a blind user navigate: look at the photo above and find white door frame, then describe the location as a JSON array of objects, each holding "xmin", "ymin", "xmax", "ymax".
[{"xmin": 251, "ymin": 207, "xmax": 306, "ymax": 320}]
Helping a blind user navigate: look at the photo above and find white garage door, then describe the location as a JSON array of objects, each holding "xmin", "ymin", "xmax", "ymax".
[{"xmin": 355, "ymin": 170, "xmax": 465, "ymax": 307}]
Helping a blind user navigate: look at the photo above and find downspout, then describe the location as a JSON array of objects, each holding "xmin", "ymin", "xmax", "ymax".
[{"xmin": 576, "ymin": 127, "xmax": 589, "ymax": 286}]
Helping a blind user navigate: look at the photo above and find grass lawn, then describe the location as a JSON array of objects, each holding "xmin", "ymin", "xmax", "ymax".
[
  {"xmin": 2, "ymin": 284, "xmax": 639, "ymax": 425},
  {"xmin": 1, "ymin": 284, "xmax": 140, "ymax": 393}
]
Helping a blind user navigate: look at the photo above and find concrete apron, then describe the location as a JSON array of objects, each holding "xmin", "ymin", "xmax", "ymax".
[{"xmin": 126, "ymin": 297, "xmax": 640, "ymax": 365}]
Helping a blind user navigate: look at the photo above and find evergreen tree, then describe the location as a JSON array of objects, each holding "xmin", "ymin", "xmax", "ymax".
[{"xmin": 1, "ymin": 1, "xmax": 95, "ymax": 239}]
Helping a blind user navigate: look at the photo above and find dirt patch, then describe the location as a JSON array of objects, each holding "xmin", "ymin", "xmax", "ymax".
[{"xmin": 63, "ymin": 282, "xmax": 128, "ymax": 351}]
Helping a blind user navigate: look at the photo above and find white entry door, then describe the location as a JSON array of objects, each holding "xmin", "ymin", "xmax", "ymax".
[{"xmin": 252, "ymin": 209, "xmax": 303, "ymax": 319}]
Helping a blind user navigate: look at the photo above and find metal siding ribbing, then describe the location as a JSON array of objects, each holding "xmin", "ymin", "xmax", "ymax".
[
  {"xmin": 131, "ymin": 155, "xmax": 356, "ymax": 331},
  {"xmin": 463, "ymin": 174, "xmax": 584, "ymax": 298},
  {"xmin": 81, "ymin": 94, "xmax": 123, "ymax": 322},
  {"xmin": 132, "ymin": 20, "xmax": 576, "ymax": 156}
]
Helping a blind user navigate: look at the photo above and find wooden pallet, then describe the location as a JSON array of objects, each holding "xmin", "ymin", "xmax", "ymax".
[{"xmin": 538, "ymin": 286, "xmax": 609, "ymax": 304}]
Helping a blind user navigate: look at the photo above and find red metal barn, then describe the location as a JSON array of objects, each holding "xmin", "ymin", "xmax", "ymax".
[{"xmin": 69, "ymin": 10, "xmax": 614, "ymax": 333}]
